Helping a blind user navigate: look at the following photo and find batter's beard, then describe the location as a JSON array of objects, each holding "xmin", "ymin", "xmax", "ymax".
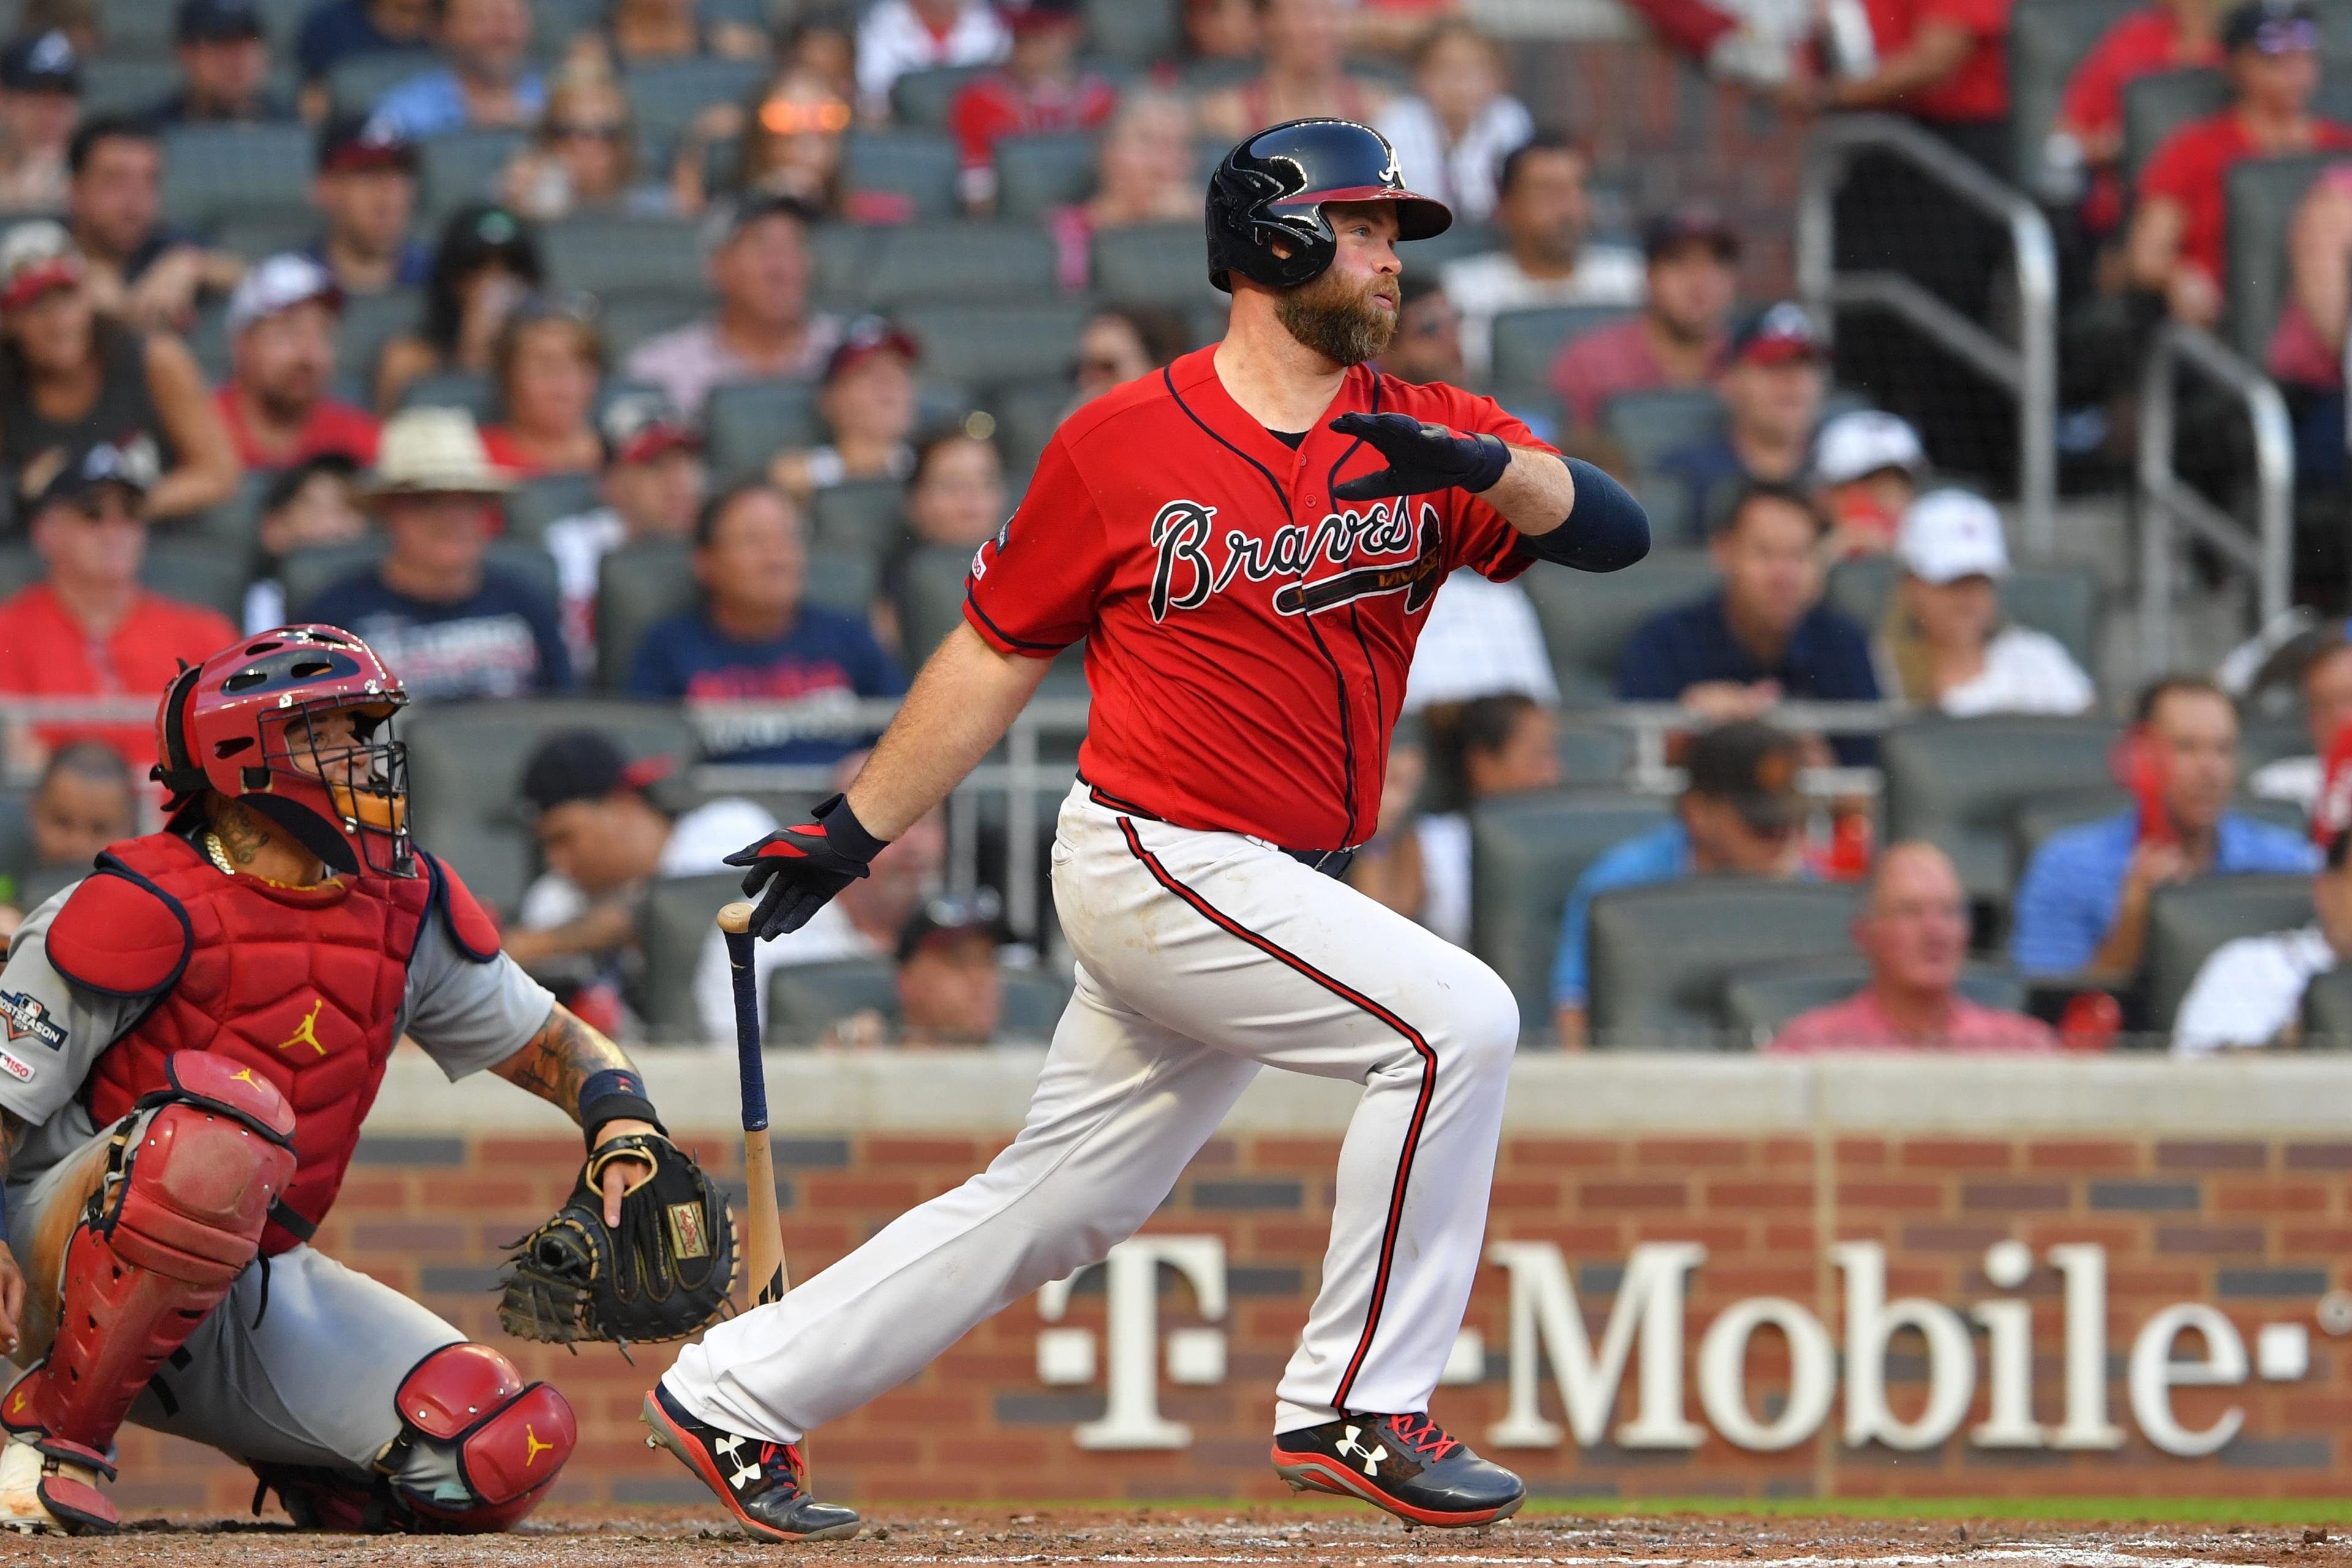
[{"xmin": 1275, "ymin": 269, "xmax": 1398, "ymax": 367}]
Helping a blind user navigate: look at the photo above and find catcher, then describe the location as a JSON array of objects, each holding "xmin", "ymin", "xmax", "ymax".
[{"xmin": 0, "ymin": 624, "xmax": 734, "ymax": 1536}]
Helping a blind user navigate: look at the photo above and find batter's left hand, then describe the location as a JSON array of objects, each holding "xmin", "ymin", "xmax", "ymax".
[
  {"xmin": 591, "ymin": 1117, "xmax": 660, "ymax": 1226},
  {"xmin": 1329, "ymin": 412, "xmax": 1510, "ymax": 500}
]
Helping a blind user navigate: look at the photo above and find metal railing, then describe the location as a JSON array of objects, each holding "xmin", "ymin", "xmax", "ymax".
[
  {"xmin": 1795, "ymin": 113, "xmax": 2059, "ymax": 551},
  {"xmin": 2136, "ymin": 321, "xmax": 2296, "ymax": 675}
]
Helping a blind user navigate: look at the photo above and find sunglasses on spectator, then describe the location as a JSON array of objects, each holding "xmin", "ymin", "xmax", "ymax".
[
  {"xmin": 549, "ymin": 119, "xmax": 628, "ymax": 140},
  {"xmin": 760, "ymin": 96, "xmax": 852, "ymax": 135}
]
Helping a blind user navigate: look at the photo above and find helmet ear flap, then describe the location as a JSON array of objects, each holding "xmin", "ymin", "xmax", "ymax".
[{"xmin": 150, "ymin": 663, "xmax": 211, "ymax": 798}]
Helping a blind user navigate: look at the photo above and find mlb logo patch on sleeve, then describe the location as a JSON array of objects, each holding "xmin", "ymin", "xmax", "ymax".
[{"xmin": 0, "ymin": 990, "xmax": 67, "ymax": 1050}]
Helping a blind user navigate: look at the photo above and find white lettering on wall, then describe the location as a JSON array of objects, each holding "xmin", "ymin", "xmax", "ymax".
[
  {"xmin": 1694, "ymin": 1295, "xmax": 1835, "ymax": 1450},
  {"xmin": 1484, "ymin": 1240, "xmax": 1704, "ymax": 1451},
  {"xmin": 1833, "ymin": 1242, "xmax": 1975, "ymax": 1451},
  {"xmin": 2128, "ymin": 1302, "xmax": 2248, "ymax": 1457},
  {"xmin": 1036, "ymin": 1236, "xmax": 1227, "ymax": 1451}
]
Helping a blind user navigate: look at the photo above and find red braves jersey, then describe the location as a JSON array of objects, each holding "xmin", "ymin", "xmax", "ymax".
[{"xmin": 963, "ymin": 347, "xmax": 1548, "ymax": 850}]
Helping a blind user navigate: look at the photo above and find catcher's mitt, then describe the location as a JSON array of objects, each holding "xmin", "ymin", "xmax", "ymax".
[{"xmin": 497, "ymin": 1132, "xmax": 738, "ymax": 1351}]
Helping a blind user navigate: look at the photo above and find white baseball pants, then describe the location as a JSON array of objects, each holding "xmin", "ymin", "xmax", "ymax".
[{"xmin": 664, "ymin": 780, "xmax": 1520, "ymax": 1441}]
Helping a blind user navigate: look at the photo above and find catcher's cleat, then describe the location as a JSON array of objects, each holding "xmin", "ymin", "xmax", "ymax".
[
  {"xmin": 1270, "ymin": 1411, "xmax": 1523, "ymax": 1528},
  {"xmin": 641, "ymin": 1384, "xmax": 860, "ymax": 1544},
  {"xmin": 0, "ymin": 1431, "xmax": 116, "ymax": 1536}
]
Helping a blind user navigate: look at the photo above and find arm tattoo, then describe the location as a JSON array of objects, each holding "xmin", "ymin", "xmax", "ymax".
[{"xmin": 491, "ymin": 1005, "xmax": 635, "ymax": 1125}]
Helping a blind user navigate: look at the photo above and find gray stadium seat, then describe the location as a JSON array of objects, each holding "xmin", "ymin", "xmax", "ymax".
[
  {"xmin": 0, "ymin": 544, "xmax": 37, "ymax": 599},
  {"xmin": 1823, "ymin": 554, "xmax": 2104, "ymax": 671},
  {"xmin": 418, "ymin": 129, "xmax": 530, "ymax": 224},
  {"xmin": 336, "ymin": 288, "xmax": 424, "ymax": 399},
  {"xmin": 161, "ymin": 123, "xmax": 315, "ymax": 230},
  {"xmin": 595, "ymin": 539, "xmax": 878, "ymax": 687},
  {"xmin": 1491, "ymin": 305, "xmax": 1637, "ymax": 414},
  {"xmin": 503, "ymin": 472, "xmax": 602, "ymax": 546},
  {"xmin": 184, "ymin": 470, "xmax": 271, "ymax": 554},
  {"xmin": 396, "ymin": 369, "xmax": 498, "ymax": 421},
  {"xmin": 2239, "ymin": 712, "xmax": 2310, "ymax": 778},
  {"xmin": 1085, "ymin": 0, "xmax": 1181, "ymax": 62},
  {"xmin": 328, "ymin": 51, "xmax": 437, "ymax": 118},
  {"xmin": 1091, "ymin": 222, "xmax": 1215, "ymax": 307},
  {"xmin": 1412, "ymin": 219, "xmax": 1501, "ymax": 270},
  {"xmin": 995, "ymin": 130, "xmax": 1099, "ymax": 221},
  {"xmin": 1600, "ymin": 386, "xmax": 1726, "ymax": 477},
  {"xmin": 2299, "ymin": 964, "xmax": 2352, "ymax": 1047},
  {"xmin": 989, "ymin": 376, "xmax": 1075, "ymax": 483},
  {"xmin": 810, "ymin": 478, "xmax": 908, "ymax": 559},
  {"xmin": 96, "ymin": 0, "xmax": 175, "ymax": 56},
  {"xmin": 900, "ymin": 301, "xmax": 1090, "ymax": 391},
  {"xmin": 809, "ymin": 222, "xmax": 878, "ymax": 312},
  {"xmin": 543, "ymin": 216, "xmax": 708, "ymax": 298},
  {"xmin": 1465, "ymin": 788, "xmax": 1672, "ymax": 1039},
  {"xmin": 889, "ymin": 65, "xmax": 996, "ymax": 132},
  {"xmin": 843, "ymin": 132, "xmax": 963, "ymax": 222},
  {"xmin": 0, "ymin": 788, "xmax": 29, "ymax": 897},
  {"xmin": 1882, "ymin": 715, "xmax": 2121, "ymax": 906},
  {"xmin": 895, "ymin": 541, "xmax": 974, "ymax": 661},
  {"xmin": 281, "ymin": 538, "xmax": 560, "ymax": 616},
  {"xmin": 213, "ymin": 209, "xmax": 320, "ymax": 265},
  {"xmin": 705, "ymin": 378, "xmax": 824, "ymax": 484},
  {"xmin": 12, "ymin": 861, "xmax": 84, "ymax": 919},
  {"xmin": 2006, "ymin": 0, "xmax": 2144, "ymax": 193},
  {"xmin": 763, "ymin": 957, "xmax": 1071, "ymax": 1046},
  {"xmin": 598, "ymin": 290, "xmax": 712, "ymax": 361},
  {"xmin": 80, "ymin": 59, "xmax": 181, "ymax": 118},
  {"xmin": 2224, "ymin": 152, "xmax": 2342, "ymax": 361},
  {"xmin": 2121, "ymin": 68, "xmax": 2229, "ymax": 188},
  {"xmin": 1517, "ymin": 548, "xmax": 1719, "ymax": 706},
  {"xmin": 2144, "ymin": 874, "xmax": 2314, "ymax": 1035},
  {"xmin": 1586, "ymin": 880, "xmax": 1863, "ymax": 1046},
  {"xmin": 142, "ymin": 538, "xmax": 251, "ymax": 622},
  {"xmin": 624, "ymin": 57, "xmax": 771, "ymax": 149},
  {"xmin": 864, "ymin": 221, "xmax": 1061, "ymax": 306},
  {"xmin": 1722, "ymin": 956, "xmax": 2028, "ymax": 1042},
  {"xmin": 1555, "ymin": 721, "xmax": 1635, "ymax": 786},
  {"xmin": 636, "ymin": 872, "xmax": 742, "ymax": 1042}
]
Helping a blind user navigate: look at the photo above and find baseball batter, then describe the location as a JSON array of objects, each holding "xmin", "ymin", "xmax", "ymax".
[
  {"xmin": 0, "ymin": 623, "xmax": 732, "ymax": 1536},
  {"xmin": 643, "ymin": 119, "xmax": 1650, "ymax": 1540}
]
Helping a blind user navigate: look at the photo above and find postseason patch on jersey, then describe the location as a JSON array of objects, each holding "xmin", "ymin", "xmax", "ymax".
[{"xmin": 0, "ymin": 990, "xmax": 65, "ymax": 1051}]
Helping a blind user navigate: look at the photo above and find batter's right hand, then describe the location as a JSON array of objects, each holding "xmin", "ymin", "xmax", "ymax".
[
  {"xmin": 723, "ymin": 793, "xmax": 888, "ymax": 941},
  {"xmin": 0, "ymin": 1248, "xmax": 23, "ymax": 1357}
]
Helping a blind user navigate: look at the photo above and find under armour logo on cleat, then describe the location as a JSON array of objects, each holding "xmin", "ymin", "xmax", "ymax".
[
  {"xmin": 1335, "ymin": 1425, "xmax": 1388, "ymax": 1476},
  {"xmin": 715, "ymin": 1434, "xmax": 760, "ymax": 1490}
]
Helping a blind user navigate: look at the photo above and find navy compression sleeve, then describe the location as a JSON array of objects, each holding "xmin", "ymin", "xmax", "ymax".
[{"xmin": 1517, "ymin": 456, "xmax": 1650, "ymax": 573}]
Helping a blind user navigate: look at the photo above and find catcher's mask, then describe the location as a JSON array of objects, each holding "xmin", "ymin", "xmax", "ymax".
[{"xmin": 152, "ymin": 624, "xmax": 414, "ymax": 878}]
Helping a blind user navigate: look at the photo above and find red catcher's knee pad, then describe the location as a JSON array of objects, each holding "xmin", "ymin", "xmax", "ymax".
[
  {"xmin": 4, "ymin": 1067, "xmax": 296, "ymax": 1461},
  {"xmin": 390, "ymin": 1344, "xmax": 575, "ymax": 1532}
]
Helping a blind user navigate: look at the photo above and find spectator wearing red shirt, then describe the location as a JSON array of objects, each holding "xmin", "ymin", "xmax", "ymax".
[
  {"xmin": 0, "ymin": 437, "xmax": 236, "ymax": 771},
  {"xmin": 479, "ymin": 292, "xmax": 603, "ymax": 476},
  {"xmin": 1549, "ymin": 205, "xmax": 1739, "ymax": 431},
  {"xmin": 2053, "ymin": 0, "xmax": 2225, "ymax": 233},
  {"xmin": 2131, "ymin": 0, "xmax": 2352, "ymax": 327},
  {"xmin": 214, "ymin": 252, "xmax": 380, "ymax": 472},
  {"xmin": 947, "ymin": 0, "xmax": 1115, "ymax": 211}
]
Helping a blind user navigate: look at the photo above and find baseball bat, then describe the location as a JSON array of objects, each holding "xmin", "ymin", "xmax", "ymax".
[{"xmin": 718, "ymin": 901, "xmax": 790, "ymax": 1308}]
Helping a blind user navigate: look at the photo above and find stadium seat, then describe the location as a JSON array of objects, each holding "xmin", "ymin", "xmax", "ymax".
[
  {"xmin": 900, "ymin": 301, "xmax": 1091, "ymax": 392},
  {"xmin": 843, "ymin": 131, "xmax": 963, "ymax": 222},
  {"xmin": 12, "ymin": 861, "xmax": 85, "ymax": 918},
  {"xmin": 995, "ymin": 131, "xmax": 1099, "ymax": 221},
  {"xmin": 213, "ymin": 209, "xmax": 319, "ymax": 265},
  {"xmin": 636, "ymin": 872, "xmax": 743, "ymax": 1042},
  {"xmin": 990, "ymin": 377, "xmax": 1075, "ymax": 481},
  {"xmin": 503, "ymin": 472, "xmax": 603, "ymax": 546},
  {"xmin": 335, "ymin": 288, "xmax": 425, "ymax": 401},
  {"xmin": 2143, "ymin": 874, "xmax": 2314, "ymax": 1035},
  {"xmin": 1586, "ymin": 880, "xmax": 1864, "ymax": 1046},
  {"xmin": 1824, "ymin": 554, "xmax": 2103, "ymax": 671},
  {"xmin": 594, "ymin": 539, "xmax": 879, "ymax": 687},
  {"xmin": 81, "ymin": 59, "xmax": 181, "ymax": 118},
  {"xmin": 766, "ymin": 958, "xmax": 895, "ymax": 1045},
  {"xmin": 328, "ymin": 50, "xmax": 437, "ymax": 118},
  {"xmin": 0, "ymin": 788, "xmax": 28, "ymax": 889},
  {"xmin": 597, "ymin": 288, "xmax": 714, "ymax": 360},
  {"xmin": 530, "ymin": 0, "xmax": 603, "ymax": 56},
  {"xmin": 624, "ymin": 57, "xmax": 771, "ymax": 149},
  {"xmin": 2223, "ymin": 152, "xmax": 2342, "ymax": 361},
  {"xmin": 0, "ymin": 544, "xmax": 37, "ymax": 600},
  {"xmin": 2239, "ymin": 712, "xmax": 2310, "ymax": 779},
  {"xmin": 1090, "ymin": 222, "xmax": 1215, "ymax": 307},
  {"xmin": 810, "ymin": 478, "xmax": 908, "ymax": 559},
  {"xmin": 809, "ymin": 221, "xmax": 879, "ymax": 312},
  {"xmin": 279, "ymin": 538, "xmax": 559, "ymax": 615},
  {"xmin": 895, "ymin": 542, "xmax": 975, "ymax": 661},
  {"xmin": 1490, "ymin": 305, "xmax": 1637, "ymax": 413},
  {"xmin": 396, "ymin": 369, "xmax": 499, "ymax": 421},
  {"xmin": 1464, "ymin": 788, "xmax": 1673, "ymax": 1038},
  {"xmin": 863, "ymin": 221, "xmax": 1062, "ymax": 306},
  {"xmin": 1085, "ymin": 0, "xmax": 1182, "ymax": 63},
  {"xmin": 1517, "ymin": 548, "xmax": 1719, "ymax": 706},
  {"xmin": 889, "ymin": 65, "xmax": 997, "ymax": 133},
  {"xmin": 418, "ymin": 128, "xmax": 530, "ymax": 224},
  {"xmin": 142, "ymin": 538, "xmax": 253, "ymax": 622},
  {"xmin": 543, "ymin": 216, "xmax": 709, "ymax": 298},
  {"xmin": 1600, "ymin": 386, "xmax": 1725, "ymax": 476},
  {"xmin": 1556, "ymin": 720, "xmax": 1634, "ymax": 785},
  {"xmin": 1721, "ymin": 956, "xmax": 2029, "ymax": 1042},
  {"xmin": 706, "ymin": 379, "xmax": 824, "ymax": 484},
  {"xmin": 2299, "ymin": 965, "xmax": 2352, "ymax": 1048},
  {"xmin": 1882, "ymin": 715, "xmax": 2120, "ymax": 906},
  {"xmin": 1633, "ymin": 474, "xmax": 1697, "ymax": 549},
  {"xmin": 1411, "ymin": 219, "xmax": 1501, "ymax": 270},
  {"xmin": 185, "ymin": 470, "xmax": 273, "ymax": 556},
  {"xmin": 2121, "ymin": 69, "xmax": 2230, "ymax": 188},
  {"xmin": 2005, "ymin": 0, "xmax": 2144, "ymax": 193},
  {"xmin": 160, "ymin": 123, "xmax": 314, "ymax": 230}
]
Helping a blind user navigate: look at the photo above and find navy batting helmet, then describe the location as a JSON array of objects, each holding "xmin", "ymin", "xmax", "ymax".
[{"xmin": 1205, "ymin": 118, "xmax": 1452, "ymax": 294}]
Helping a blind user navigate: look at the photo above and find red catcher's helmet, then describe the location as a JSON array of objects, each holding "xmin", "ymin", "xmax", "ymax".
[{"xmin": 151, "ymin": 625, "xmax": 414, "ymax": 878}]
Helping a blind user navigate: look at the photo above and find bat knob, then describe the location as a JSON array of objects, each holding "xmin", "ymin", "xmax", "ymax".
[{"xmin": 717, "ymin": 900, "xmax": 756, "ymax": 935}]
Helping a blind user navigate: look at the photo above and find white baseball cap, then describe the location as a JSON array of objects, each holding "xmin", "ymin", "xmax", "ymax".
[
  {"xmin": 1813, "ymin": 409, "xmax": 1925, "ymax": 487},
  {"xmin": 1897, "ymin": 488, "xmax": 2010, "ymax": 584},
  {"xmin": 227, "ymin": 252, "xmax": 341, "ymax": 334}
]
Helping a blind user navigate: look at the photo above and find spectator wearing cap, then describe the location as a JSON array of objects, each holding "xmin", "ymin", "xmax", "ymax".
[
  {"xmin": 0, "ymin": 32, "xmax": 80, "ymax": 215},
  {"xmin": 0, "ymin": 437, "xmax": 237, "ymax": 771},
  {"xmin": 2248, "ymin": 624, "xmax": 2352, "ymax": 815},
  {"xmin": 1770, "ymin": 842, "xmax": 2059, "ymax": 1054},
  {"xmin": 374, "ymin": 0, "xmax": 546, "ymax": 140},
  {"xmin": 1046, "ymin": 89, "xmax": 1197, "ymax": 291},
  {"xmin": 299, "ymin": 405, "xmax": 573, "ymax": 701},
  {"xmin": 1440, "ymin": 134, "xmax": 1645, "ymax": 385},
  {"xmin": 624, "ymin": 195, "xmax": 844, "ymax": 421},
  {"xmin": 297, "ymin": 0, "xmax": 431, "ymax": 88},
  {"xmin": 1548, "ymin": 206, "xmax": 1739, "ymax": 431},
  {"xmin": 1875, "ymin": 489, "xmax": 2093, "ymax": 716},
  {"xmin": 544, "ymin": 391, "xmax": 706, "ymax": 673},
  {"xmin": 627, "ymin": 481, "xmax": 905, "ymax": 762},
  {"xmin": 1550, "ymin": 720, "xmax": 1812, "ymax": 1047},
  {"xmin": 2053, "ymin": 0, "xmax": 2224, "ymax": 235},
  {"xmin": 2011, "ymin": 676, "xmax": 2318, "ymax": 978},
  {"xmin": 821, "ymin": 893, "xmax": 1013, "ymax": 1049},
  {"xmin": 772, "ymin": 316, "xmax": 919, "ymax": 502},
  {"xmin": 1655, "ymin": 303, "xmax": 1828, "ymax": 532},
  {"xmin": 66, "ymin": 115, "xmax": 246, "ymax": 333},
  {"xmin": 241, "ymin": 452, "xmax": 368, "ymax": 630},
  {"xmin": 2130, "ymin": 0, "xmax": 2352, "ymax": 326},
  {"xmin": 1373, "ymin": 22, "xmax": 1534, "ymax": 224},
  {"xmin": 508, "ymin": 728, "xmax": 780, "ymax": 1027},
  {"xmin": 0, "ymin": 737, "xmax": 137, "ymax": 941},
  {"xmin": 147, "ymin": 0, "xmax": 293, "ymax": 125},
  {"xmin": 308, "ymin": 116, "xmax": 432, "ymax": 297},
  {"xmin": 948, "ymin": 0, "xmax": 1115, "ymax": 211},
  {"xmin": 1618, "ymin": 482, "xmax": 1880, "ymax": 761},
  {"xmin": 0, "ymin": 220, "xmax": 241, "ymax": 523},
  {"xmin": 214, "ymin": 253, "xmax": 381, "ymax": 473},
  {"xmin": 856, "ymin": 0, "xmax": 1010, "ymax": 121},
  {"xmin": 1378, "ymin": 273, "xmax": 1468, "ymax": 388},
  {"xmin": 1199, "ymin": 0, "xmax": 1389, "ymax": 145},
  {"xmin": 2172, "ymin": 825, "xmax": 2352, "ymax": 1054},
  {"xmin": 1812, "ymin": 408, "xmax": 1926, "ymax": 557},
  {"xmin": 374, "ymin": 201, "xmax": 542, "ymax": 412},
  {"xmin": 478, "ymin": 293, "xmax": 601, "ymax": 477}
]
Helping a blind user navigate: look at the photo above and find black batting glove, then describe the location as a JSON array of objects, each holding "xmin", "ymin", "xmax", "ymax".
[
  {"xmin": 722, "ymin": 793, "xmax": 886, "ymax": 940},
  {"xmin": 1329, "ymin": 412, "xmax": 1511, "ymax": 500}
]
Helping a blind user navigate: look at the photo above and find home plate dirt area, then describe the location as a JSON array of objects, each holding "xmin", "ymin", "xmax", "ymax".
[{"xmin": 17, "ymin": 1507, "xmax": 2348, "ymax": 1567}]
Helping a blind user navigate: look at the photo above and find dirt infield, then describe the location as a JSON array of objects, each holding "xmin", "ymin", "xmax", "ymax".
[{"xmin": 14, "ymin": 1505, "xmax": 2346, "ymax": 1567}]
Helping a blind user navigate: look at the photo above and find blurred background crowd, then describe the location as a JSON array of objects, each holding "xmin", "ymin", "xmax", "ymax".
[{"xmin": 0, "ymin": 0, "xmax": 2348, "ymax": 1058}]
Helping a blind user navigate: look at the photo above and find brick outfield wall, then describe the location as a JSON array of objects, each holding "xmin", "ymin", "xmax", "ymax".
[{"xmin": 106, "ymin": 1128, "xmax": 2350, "ymax": 1517}]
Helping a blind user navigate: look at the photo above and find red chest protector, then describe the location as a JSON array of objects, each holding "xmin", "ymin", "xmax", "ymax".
[{"xmin": 46, "ymin": 831, "xmax": 502, "ymax": 1254}]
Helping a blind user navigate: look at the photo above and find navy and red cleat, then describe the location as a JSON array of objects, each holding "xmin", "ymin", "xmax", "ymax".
[
  {"xmin": 1271, "ymin": 1411, "xmax": 1524, "ymax": 1528},
  {"xmin": 641, "ymin": 1384, "xmax": 861, "ymax": 1543}
]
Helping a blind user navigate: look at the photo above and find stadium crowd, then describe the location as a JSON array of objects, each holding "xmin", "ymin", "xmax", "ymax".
[{"xmin": 0, "ymin": 0, "xmax": 2345, "ymax": 1057}]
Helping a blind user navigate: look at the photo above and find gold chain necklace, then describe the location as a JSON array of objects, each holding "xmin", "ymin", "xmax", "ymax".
[{"xmin": 203, "ymin": 832, "xmax": 238, "ymax": 876}]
